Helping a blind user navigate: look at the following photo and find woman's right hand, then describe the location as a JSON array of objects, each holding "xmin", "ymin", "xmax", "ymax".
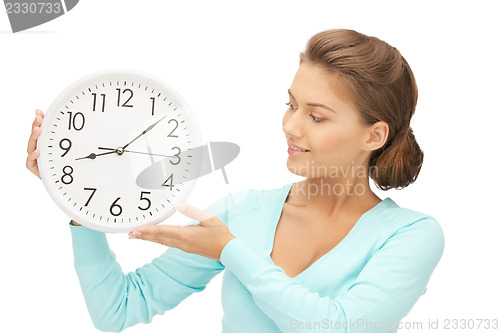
[
  {"xmin": 26, "ymin": 109, "xmax": 81, "ymax": 226},
  {"xmin": 26, "ymin": 109, "xmax": 44, "ymax": 179}
]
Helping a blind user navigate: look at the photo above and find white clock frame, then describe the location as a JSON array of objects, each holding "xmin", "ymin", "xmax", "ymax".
[{"xmin": 37, "ymin": 70, "xmax": 203, "ymax": 233}]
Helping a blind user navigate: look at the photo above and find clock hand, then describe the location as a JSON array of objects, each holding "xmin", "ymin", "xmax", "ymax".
[
  {"xmin": 98, "ymin": 147, "xmax": 177, "ymax": 159},
  {"xmin": 121, "ymin": 115, "xmax": 167, "ymax": 150},
  {"xmin": 75, "ymin": 150, "xmax": 117, "ymax": 161},
  {"xmin": 90, "ymin": 115, "xmax": 169, "ymax": 160},
  {"xmin": 125, "ymin": 149, "xmax": 176, "ymax": 158}
]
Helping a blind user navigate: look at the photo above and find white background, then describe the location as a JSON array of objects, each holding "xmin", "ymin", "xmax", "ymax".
[{"xmin": 1, "ymin": 0, "xmax": 499, "ymax": 332}]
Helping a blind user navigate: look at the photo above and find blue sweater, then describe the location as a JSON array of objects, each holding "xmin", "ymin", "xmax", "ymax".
[{"xmin": 69, "ymin": 182, "xmax": 445, "ymax": 332}]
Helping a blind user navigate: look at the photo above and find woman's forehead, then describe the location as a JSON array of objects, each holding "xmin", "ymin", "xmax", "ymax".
[{"xmin": 290, "ymin": 62, "xmax": 356, "ymax": 112}]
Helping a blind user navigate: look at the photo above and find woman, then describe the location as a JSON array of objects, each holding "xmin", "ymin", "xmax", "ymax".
[{"xmin": 26, "ymin": 29, "xmax": 444, "ymax": 332}]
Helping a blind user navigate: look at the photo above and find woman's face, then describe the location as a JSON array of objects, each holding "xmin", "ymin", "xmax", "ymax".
[{"xmin": 282, "ymin": 62, "xmax": 373, "ymax": 180}]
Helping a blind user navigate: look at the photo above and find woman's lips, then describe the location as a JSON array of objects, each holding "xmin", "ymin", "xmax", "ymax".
[
  {"xmin": 288, "ymin": 146, "xmax": 310, "ymax": 156},
  {"xmin": 287, "ymin": 142, "xmax": 311, "ymax": 156},
  {"xmin": 288, "ymin": 141, "xmax": 310, "ymax": 150}
]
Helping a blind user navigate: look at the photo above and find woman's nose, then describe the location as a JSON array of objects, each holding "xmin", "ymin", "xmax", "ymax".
[{"xmin": 282, "ymin": 109, "xmax": 304, "ymax": 138}]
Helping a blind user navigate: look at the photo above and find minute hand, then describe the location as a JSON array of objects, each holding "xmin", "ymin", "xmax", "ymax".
[{"xmin": 122, "ymin": 115, "xmax": 167, "ymax": 150}]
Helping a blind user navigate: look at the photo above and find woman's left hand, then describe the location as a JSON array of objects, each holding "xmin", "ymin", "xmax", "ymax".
[{"xmin": 128, "ymin": 203, "xmax": 235, "ymax": 261}]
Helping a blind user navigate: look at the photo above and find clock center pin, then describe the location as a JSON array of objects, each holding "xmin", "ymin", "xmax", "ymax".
[{"xmin": 116, "ymin": 147, "xmax": 125, "ymax": 155}]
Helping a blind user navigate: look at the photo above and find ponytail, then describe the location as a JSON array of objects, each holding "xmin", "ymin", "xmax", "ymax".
[{"xmin": 369, "ymin": 126, "xmax": 424, "ymax": 190}]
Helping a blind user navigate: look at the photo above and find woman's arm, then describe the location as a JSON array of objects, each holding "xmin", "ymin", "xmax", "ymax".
[
  {"xmin": 70, "ymin": 224, "xmax": 224, "ymax": 332},
  {"xmin": 69, "ymin": 190, "xmax": 249, "ymax": 332},
  {"xmin": 219, "ymin": 217, "xmax": 445, "ymax": 333}
]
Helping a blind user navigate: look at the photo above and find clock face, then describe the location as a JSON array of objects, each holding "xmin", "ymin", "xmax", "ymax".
[{"xmin": 37, "ymin": 70, "xmax": 203, "ymax": 233}]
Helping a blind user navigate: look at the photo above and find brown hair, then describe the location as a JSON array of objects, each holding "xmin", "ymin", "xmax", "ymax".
[{"xmin": 299, "ymin": 29, "xmax": 424, "ymax": 191}]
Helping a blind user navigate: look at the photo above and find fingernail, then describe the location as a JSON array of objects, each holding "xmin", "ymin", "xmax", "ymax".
[
  {"xmin": 133, "ymin": 231, "xmax": 142, "ymax": 236},
  {"xmin": 33, "ymin": 126, "xmax": 38, "ymax": 133},
  {"xmin": 129, "ymin": 235, "xmax": 137, "ymax": 239},
  {"xmin": 32, "ymin": 149, "xmax": 38, "ymax": 155}
]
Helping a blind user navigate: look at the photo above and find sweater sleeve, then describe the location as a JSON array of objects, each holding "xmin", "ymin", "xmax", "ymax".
[
  {"xmin": 219, "ymin": 217, "xmax": 445, "ymax": 333},
  {"xmin": 69, "ymin": 191, "xmax": 248, "ymax": 332},
  {"xmin": 70, "ymin": 225, "xmax": 224, "ymax": 332}
]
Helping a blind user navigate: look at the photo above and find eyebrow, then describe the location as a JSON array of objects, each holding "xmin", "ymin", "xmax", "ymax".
[{"xmin": 288, "ymin": 89, "xmax": 337, "ymax": 113}]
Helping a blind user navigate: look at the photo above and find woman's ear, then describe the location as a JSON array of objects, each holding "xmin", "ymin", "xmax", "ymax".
[{"xmin": 364, "ymin": 121, "xmax": 389, "ymax": 151}]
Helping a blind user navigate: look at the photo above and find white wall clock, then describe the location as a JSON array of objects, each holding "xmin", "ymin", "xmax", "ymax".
[{"xmin": 37, "ymin": 70, "xmax": 203, "ymax": 233}]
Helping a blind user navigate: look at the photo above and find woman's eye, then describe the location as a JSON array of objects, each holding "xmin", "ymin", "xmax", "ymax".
[
  {"xmin": 309, "ymin": 114, "xmax": 323, "ymax": 123},
  {"xmin": 285, "ymin": 102, "xmax": 323, "ymax": 123}
]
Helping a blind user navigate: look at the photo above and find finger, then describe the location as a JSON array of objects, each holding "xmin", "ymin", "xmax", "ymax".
[
  {"xmin": 177, "ymin": 203, "xmax": 214, "ymax": 222},
  {"xmin": 27, "ymin": 125, "xmax": 41, "ymax": 154},
  {"xmin": 131, "ymin": 225, "xmax": 185, "ymax": 246},
  {"xmin": 35, "ymin": 109, "xmax": 44, "ymax": 118},
  {"xmin": 26, "ymin": 149, "xmax": 41, "ymax": 178},
  {"xmin": 31, "ymin": 115, "xmax": 40, "ymax": 132}
]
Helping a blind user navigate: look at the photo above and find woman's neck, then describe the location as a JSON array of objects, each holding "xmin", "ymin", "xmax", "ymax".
[{"xmin": 287, "ymin": 177, "xmax": 381, "ymax": 222}]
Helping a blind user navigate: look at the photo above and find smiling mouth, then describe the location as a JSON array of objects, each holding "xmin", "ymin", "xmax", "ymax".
[{"xmin": 288, "ymin": 143, "xmax": 310, "ymax": 152}]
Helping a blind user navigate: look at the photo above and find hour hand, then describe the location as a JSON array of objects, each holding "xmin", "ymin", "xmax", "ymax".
[{"xmin": 75, "ymin": 150, "xmax": 116, "ymax": 160}]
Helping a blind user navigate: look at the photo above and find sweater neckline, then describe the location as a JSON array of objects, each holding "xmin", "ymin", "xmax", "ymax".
[{"xmin": 265, "ymin": 182, "xmax": 396, "ymax": 281}]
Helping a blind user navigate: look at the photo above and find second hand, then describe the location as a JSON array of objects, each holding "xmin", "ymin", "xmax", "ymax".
[{"xmin": 97, "ymin": 147, "xmax": 177, "ymax": 159}]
